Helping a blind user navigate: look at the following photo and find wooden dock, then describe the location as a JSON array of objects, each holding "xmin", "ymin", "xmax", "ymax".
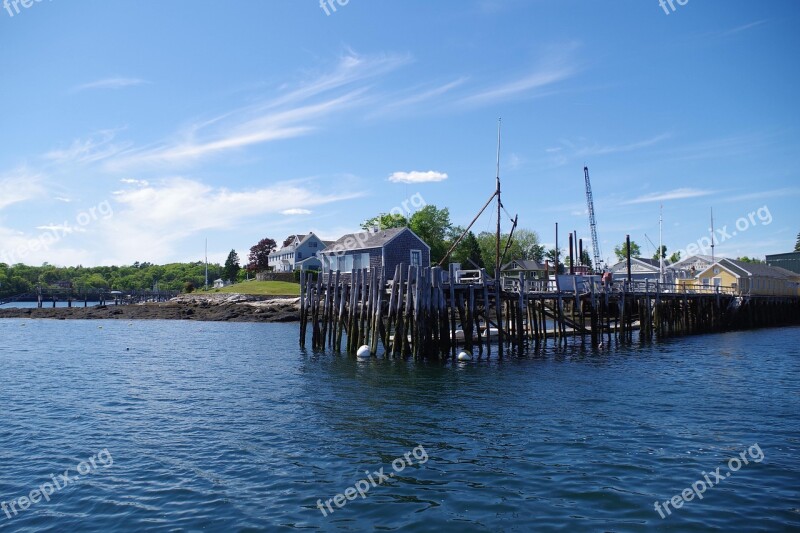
[
  {"xmin": 0, "ymin": 288, "xmax": 180, "ymax": 308},
  {"xmin": 299, "ymin": 265, "xmax": 800, "ymax": 358}
]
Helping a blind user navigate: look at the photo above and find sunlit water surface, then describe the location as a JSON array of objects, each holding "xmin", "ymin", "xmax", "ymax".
[{"xmin": 1, "ymin": 320, "xmax": 798, "ymax": 531}]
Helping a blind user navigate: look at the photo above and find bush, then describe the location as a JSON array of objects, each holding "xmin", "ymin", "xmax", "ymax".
[
  {"xmin": 183, "ymin": 282, "xmax": 195, "ymax": 293},
  {"xmin": 294, "ymin": 269, "xmax": 319, "ymax": 283}
]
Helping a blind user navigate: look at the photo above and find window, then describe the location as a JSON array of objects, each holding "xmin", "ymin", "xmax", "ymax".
[
  {"xmin": 309, "ymin": 241, "xmax": 317, "ymax": 248},
  {"xmin": 410, "ymin": 249, "xmax": 422, "ymax": 267},
  {"xmin": 297, "ymin": 252, "xmax": 303, "ymax": 259}
]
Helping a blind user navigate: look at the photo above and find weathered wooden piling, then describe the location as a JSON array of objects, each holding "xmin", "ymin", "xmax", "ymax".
[{"xmin": 301, "ymin": 265, "xmax": 800, "ymax": 357}]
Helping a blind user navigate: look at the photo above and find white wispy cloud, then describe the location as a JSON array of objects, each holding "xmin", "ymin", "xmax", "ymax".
[
  {"xmin": 550, "ymin": 133, "xmax": 671, "ymax": 161},
  {"xmin": 720, "ymin": 187, "xmax": 800, "ymax": 203},
  {"xmin": 45, "ymin": 129, "xmax": 131, "ymax": 164},
  {"xmin": 75, "ymin": 77, "xmax": 149, "ymax": 91},
  {"xmin": 98, "ymin": 178, "xmax": 365, "ymax": 263},
  {"xmin": 106, "ymin": 52, "xmax": 405, "ymax": 171},
  {"xmin": 120, "ymin": 178, "xmax": 149, "ymax": 187},
  {"xmin": 650, "ymin": 132, "xmax": 773, "ymax": 165},
  {"xmin": 35, "ymin": 223, "xmax": 85, "ymax": 234},
  {"xmin": 281, "ymin": 208, "xmax": 312, "ymax": 215},
  {"xmin": 716, "ymin": 20, "xmax": 767, "ymax": 38},
  {"xmin": 374, "ymin": 78, "xmax": 468, "ymax": 115},
  {"xmin": 459, "ymin": 67, "xmax": 574, "ymax": 106},
  {"xmin": 622, "ymin": 188, "xmax": 714, "ymax": 205},
  {"xmin": 0, "ymin": 168, "xmax": 46, "ymax": 210},
  {"xmin": 388, "ymin": 170, "xmax": 448, "ymax": 184}
]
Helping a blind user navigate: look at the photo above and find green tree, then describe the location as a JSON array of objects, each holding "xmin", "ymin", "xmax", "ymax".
[
  {"xmin": 450, "ymin": 230, "xmax": 485, "ymax": 269},
  {"xmin": 668, "ymin": 251, "xmax": 681, "ymax": 264},
  {"xmin": 361, "ymin": 213, "xmax": 408, "ymax": 230},
  {"xmin": 579, "ymin": 250, "xmax": 593, "ymax": 269},
  {"xmin": 409, "ymin": 205, "xmax": 452, "ymax": 264},
  {"xmin": 795, "ymin": 232, "xmax": 800, "ymax": 252},
  {"xmin": 223, "ymin": 249, "xmax": 241, "ymax": 282},
  {"xmin": 614, "ymin": 240, "xmax": 642, "ymax": 262},
  {"xmin": 652, "ymin": 245, "xmax": 667, "ymax": 261},
  {"xmin": 475, "ymin": 228, "xmax": 544, "ymax": 272},
  {"xmin": 736, "ymin": 256, "xmax": 765, "ymax": 264},
  {"xmin": 544, "ymin": 248, "xmax": 565, "ymax": 274},
  {"xmin": 513, "ymin": 229, "xmax": 546, "ymax": 263},
  {"xmin": 85, "ymin": 273, "xmax": 109, "ymax": 289},
  {"xmin": 249, "ymin": 238, "xmax": 277, "ymax": 271}
]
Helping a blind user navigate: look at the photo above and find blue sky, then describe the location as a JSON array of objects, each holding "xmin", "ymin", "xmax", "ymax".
[{"xmin": 0, "ymin": 0, "xmax": 798, "ymax": 266}]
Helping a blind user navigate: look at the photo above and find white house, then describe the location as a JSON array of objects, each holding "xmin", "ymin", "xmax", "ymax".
[{"xmin": 268, "ymin": 232, "xmax": 331, "ymax": 272}]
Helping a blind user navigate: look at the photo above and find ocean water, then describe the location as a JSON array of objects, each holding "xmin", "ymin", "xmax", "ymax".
[{"xmin": 0, "ymin": 319, "xmax": 798, "ymax": 532}]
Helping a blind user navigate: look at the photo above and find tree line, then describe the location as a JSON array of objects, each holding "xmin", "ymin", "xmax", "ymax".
[{"xmin": 0, "ymin": 262, "xmax": 224, "ymax": 298}]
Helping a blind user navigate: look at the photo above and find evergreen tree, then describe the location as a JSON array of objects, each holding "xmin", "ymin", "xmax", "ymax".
[
  {"xmin": 451, "ymin": 231, "xmax": 485, "ymax": 269},
  {"xmin": 223, "ymin": 249, "xmax": 241, "ymax": 281}
]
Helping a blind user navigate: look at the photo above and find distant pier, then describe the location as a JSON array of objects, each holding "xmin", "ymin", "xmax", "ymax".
[
  {"xmin": 299, "ymin": 265, "xmax": 800, "ymax": 358},
  {"xmin": 0, "ymin": 287, "xmax": 180, "ymax": 308}
]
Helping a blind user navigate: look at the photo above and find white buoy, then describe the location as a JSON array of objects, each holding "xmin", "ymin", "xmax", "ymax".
[
  {"xmin": 457, "ymin": 350, "xmax": 472, "ymax": 362},
  {"xmin": 356, "ymin": 345, "xmax": 371, "ymax": 359}
]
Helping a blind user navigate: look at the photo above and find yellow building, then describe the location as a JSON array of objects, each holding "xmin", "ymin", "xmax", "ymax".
[{"xmin": 683, "ymin": 258, "xmax": 800, "ymax": 296}]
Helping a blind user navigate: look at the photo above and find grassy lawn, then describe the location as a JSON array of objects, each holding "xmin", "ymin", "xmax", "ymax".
[{"xmin": 198, "ymin": 280, "xmax": 301, "ymax": 296}]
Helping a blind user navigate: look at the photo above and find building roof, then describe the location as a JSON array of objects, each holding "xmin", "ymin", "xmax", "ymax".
[
  {"xmin": 634, "ymin": 257, "xmax": 660, "ymax": 267},
  {"xmin": 321, "ymin": 227, "xmax": 430, "ymax": 253},
  {"xmin": 270, "ymin": 232, "xmax": 325, "ymax": 256},
  {"xmin": 501, "ymin": 259, "xmax": 544, "ymax": 271},
  {"xmin": 699, "ymin": 258, "xmax": 800, "ymax": 280},
  {"xmin": 766, "ymin": 251, "xmax": 800, "ymax": 259},
  {"xmin": 667, "ymin": 254, "xmax": 714, "ymax": 270},
  {"xmin": 609, "ymin": 257, "xmax": 660, "ymax": 272}
]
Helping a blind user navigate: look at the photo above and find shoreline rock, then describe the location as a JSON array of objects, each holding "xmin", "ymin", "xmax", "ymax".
[{"xmin": 0, "ymin": 295, "xmax": 301, "ymax": 323}]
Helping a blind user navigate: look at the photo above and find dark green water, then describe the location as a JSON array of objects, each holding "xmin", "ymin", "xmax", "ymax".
[{"xmin": 1, "ymin": 320, "xmax": 798, "ymax": 531}]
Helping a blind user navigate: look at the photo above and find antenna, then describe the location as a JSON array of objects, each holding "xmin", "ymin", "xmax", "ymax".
[
  {"xmin": 710, "ymin": 207, "xmax": 715, "ymax": 263},
  {"xmin": 495, "ymin": 118, "xmax": 502, "ymax": 276},
  {"xmin": 205, "ymin": 238, "xmax": 209, "ymax": 290}
]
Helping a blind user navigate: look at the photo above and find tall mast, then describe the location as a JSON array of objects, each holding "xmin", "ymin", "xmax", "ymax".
[
  {"xmin": 495, "ymin": 118, "xmax": 502, "ymax": 276},
  {"xmin": 659, "ymin": 204, "xmax": 664, "ymax": 283},
  {"xmin": 205, "ymin": 238, "xmax": 209, "ymax": 290}
]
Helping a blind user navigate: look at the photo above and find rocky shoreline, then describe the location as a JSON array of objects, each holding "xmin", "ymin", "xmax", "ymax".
[{"xmin": 0, "ymin": 294, "xmax": 301, "ymax": 323}]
